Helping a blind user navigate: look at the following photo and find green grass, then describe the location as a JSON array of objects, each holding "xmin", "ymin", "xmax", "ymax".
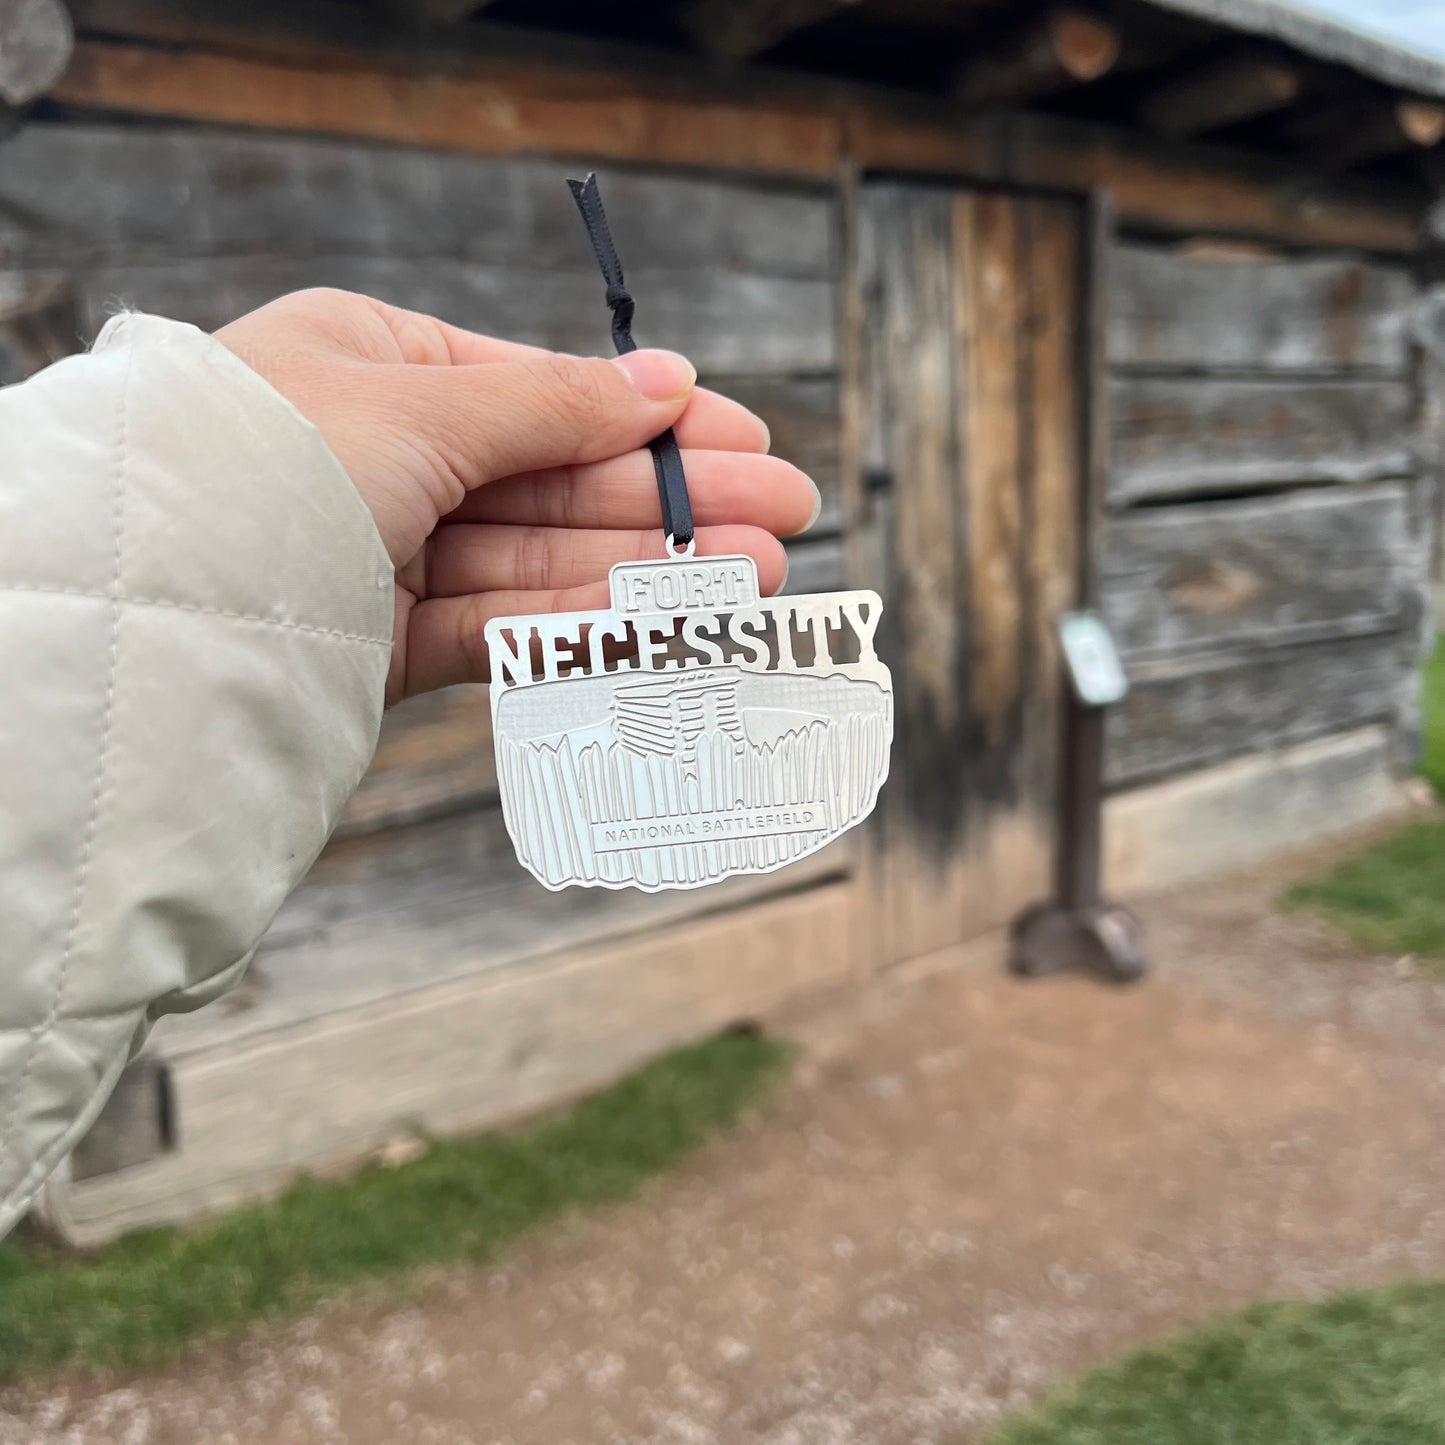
[
  {"xmin": 987, "ymin": 1282, "xmax": 1445, "ymax": 1445},
  {"xmin": 0, "ymin": 1030, "xmax": 790, "ymax": 1382},
  {"xmin": 1423, "ymin": 638, "xmax": 1445, "ymax": 797},
  {"xmin": 1283, "ymin": 817, "xmax": 1445, "ymax": 962},
  {"xmin": 1282, "ymin": 640, "xmax": 1445, "ymax": 965}
]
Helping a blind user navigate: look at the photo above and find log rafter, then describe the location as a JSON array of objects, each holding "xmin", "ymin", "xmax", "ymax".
[
  {"xmin": 1276, "ymin": 93, "xmax": 1445, "ymax": 173},
  {"xmin": 679, "ymin": 0, "xmax": 861, "ymax": 63},
  {"xmin": 1136, "ymin": 47, "xmax": 1303, "ymax": 138}
]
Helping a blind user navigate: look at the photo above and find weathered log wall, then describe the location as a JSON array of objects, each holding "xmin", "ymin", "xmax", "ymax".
[
  {"xmin": 1102, "ymin": 241, "xmax": 1432, "ymax": 787},
  {"xmin": 5, "ymin": 121, "xmax": 1431, "ymax": 869}
]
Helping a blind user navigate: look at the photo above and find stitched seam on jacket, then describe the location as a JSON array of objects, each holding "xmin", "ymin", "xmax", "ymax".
[
  {"xmin": 0, "ymin": 585, "xmax": 392, "ymax": 647},
  {"xmin": 0, "ymin": 332, "xmax": 133, "ymax": 1180}
]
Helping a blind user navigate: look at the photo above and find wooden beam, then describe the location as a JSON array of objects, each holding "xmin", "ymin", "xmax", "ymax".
[
  {"xmin": 69, "ymin": 0, "xmax": 422, "ymax": 64},
  {"xmin": 385, "ymin": 0, "xmax": 493, "ymax": 23},
  {"xmin": 46, "ymin": 39, "xmax": 1427, "ymax": 253},
  {"xmin": 954, "ymin": 7, "xmax": 1120, "ymax": 111},
  {"xmin": 1102, "ymin": 485, "xmax": 1416, "ymax": 662},
  {"xmin": 0, "ymin": 0, "xmax": 72, "ymax": 104},
  {"xmin": 680, "ymin": 0, "xmax": 857, "ymax": 62},
  {"xmin": 1110, "ymin": 244, "xmax": 1416, "ymax": 375},
  {"xmin": 847, "ymin": 105, "xmax": 1423, "ymax": 252},
  {"xmin": 1400, "ymin": 98, "xmax": 1445, "ymax": 147},
  {"xmin": 1109, "ymin": 375, "xmax": 1415, "ymax": 504},
  {"xmin": 1137, "ymin": 48, "xmax": 1302, "ymax": 138},
  {"xmin": 49, "ymin": 39, "xmax": 842, "ymax": 176},
  {"xmin": 1107, "ymin": 630, "xmax": 1409, "ymax": 786},
  {"xmin": 1279, "ymin": 94, "xmax": 1445, "ymax": 173}
]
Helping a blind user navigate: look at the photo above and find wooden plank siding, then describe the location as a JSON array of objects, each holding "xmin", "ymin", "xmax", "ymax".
[
  {"xmin": 1100, "ymin": 239, "xmax": 1428, "ymax": 788},
  {"xmin": 1108, "ymin": 631, "xmax": 1413, "ymax": 786},
  {"xmin": 1110, "ymin": 375, "xmax": 1416, "ymax": 503},
  {"xmin": 1102, "ymin": 484, "xmax": 1418, "ymax": 662},
  {"xmin": 0, "ymin": 128, "xmax": 837, "ymax": 373},
  {"xmin": 342, "ymin": 686, "xmax": 495, "ymax": 836},
  {"xmin": 0, "ymin": 125, "xmax": 836, "ymax": 275},
  {"xmin": 1110, "ymin": 246, "xmax": 1416, "ymax": 376}
]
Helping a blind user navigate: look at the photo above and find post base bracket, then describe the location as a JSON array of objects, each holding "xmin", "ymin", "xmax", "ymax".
[{"xmin": 1008, "ymin": 900, "xmax": 1146, "ymax": 984}]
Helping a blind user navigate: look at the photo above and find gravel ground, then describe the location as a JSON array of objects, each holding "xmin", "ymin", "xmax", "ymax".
[{"xmin": 6, "ymin": 826, "xmax": 1445, "ymax": 1445}]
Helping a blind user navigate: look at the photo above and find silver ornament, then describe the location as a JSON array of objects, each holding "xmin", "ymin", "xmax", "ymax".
[{"xmin": 485, "ymin": 546, "xmax": 893, "ymax": 892}]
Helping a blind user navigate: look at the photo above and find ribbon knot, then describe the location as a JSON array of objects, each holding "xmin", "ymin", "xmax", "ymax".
[{"xmin": 603, "ymin": 283, "xmax": 636, "ymax": 353}]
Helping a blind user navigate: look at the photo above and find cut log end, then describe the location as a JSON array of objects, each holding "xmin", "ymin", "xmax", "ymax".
[
  {"xmin": 1396, "ymin": 97, "xmax": 1445, "ymax": 148},
  {"xmin": 1139, "ymin": 51, "xmax": 1302, "ymax": 138},
  {"xmin": 1048, "ymin": 7, "xmax": 1122, "ymax": 84},
  {"xmin": 955, "ymin": 5, "xmax": 1121, "ymax": 109},
  {"xmin": 0, "ymin": 0, "xmax": 73, "ymax": 105},
  {"xmin": 1261, "ymin": 63, "xmax": 1303, "ymax": 103},
  {"xmin": 1277, "ymin": 92, "xmax": 1445, "ymax": 172}
]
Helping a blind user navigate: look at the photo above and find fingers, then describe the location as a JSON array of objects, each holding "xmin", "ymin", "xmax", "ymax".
[
  {"xmin": 401, "ymin": 581, "xmax": 609, "ymax": 697},
  {"xmin": 442, "ymin": 450, "xmax": 820, "ymax": 535},
  {"xmin": 389, "ymin": 349, "xmax": 699, "ymax": 490},
  {"xmin": 671, "ymin": 387, "xmax": 771, "ymax": 453},
  {"xmin": 366, "ymin": 301, "xmax": 771, "ymax": 452},
  {"xmin": 427, "ymin": 523, "xmax": 788, "ymax": 599},
  {"xmin": 367, "ymin": 302, "xmax": 555, "ymax": 367},
  {"xmin": 400, "ymin": 526, "xmax": 790, "ymax": 696}
]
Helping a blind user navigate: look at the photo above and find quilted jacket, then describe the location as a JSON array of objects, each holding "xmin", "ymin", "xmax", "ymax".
[{"xmin": 0, "ymin": 314, "xmax": 393, "ymax": 1236}]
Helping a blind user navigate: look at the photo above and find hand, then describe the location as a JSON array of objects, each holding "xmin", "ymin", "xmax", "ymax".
[{"xmin": 216, "ymin": 289, "xmax": 820, "ymax": 704}]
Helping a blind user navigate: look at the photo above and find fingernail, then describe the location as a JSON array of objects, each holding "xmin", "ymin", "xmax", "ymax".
[
  {"xmin": 612, "ymin": 349, "xmax": 696, "ymax": 401},
  {"xmin": 779, "ymin": 550, "xmax": 791, "ymax": 593},
  {"xmin": 804, "ymin": 477, "xmax": 823, "ymax": 533},
  {"xmin": 755, "ymin": 414, "xmax": 772, "ymax": 453}
]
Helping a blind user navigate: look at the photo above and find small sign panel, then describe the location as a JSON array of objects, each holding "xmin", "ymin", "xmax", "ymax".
[{"xmin": 1059, "ymin": 612, "xmax": 1128, "ymax": 707}]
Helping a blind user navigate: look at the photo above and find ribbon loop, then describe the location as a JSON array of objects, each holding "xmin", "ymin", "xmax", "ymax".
[{"xmin": 567, "ymin": 172, "xmax": 694, "ymax": 549}]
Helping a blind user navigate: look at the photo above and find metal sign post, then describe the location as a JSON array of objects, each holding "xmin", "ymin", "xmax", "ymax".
[{"xmin": 1010, "ymin": 611, "xmax": 1144, "ymax": 982}]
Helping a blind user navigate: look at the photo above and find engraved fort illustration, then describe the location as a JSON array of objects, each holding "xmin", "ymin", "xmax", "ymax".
[{"xmin": 485, "ymin": 554, "xmax": 894, "ymax": 892}]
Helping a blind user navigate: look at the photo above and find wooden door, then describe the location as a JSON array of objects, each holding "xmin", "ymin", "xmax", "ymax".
[{"xmin": 859, "ymin": 183, "xmax": 1087, "ymax": 964}]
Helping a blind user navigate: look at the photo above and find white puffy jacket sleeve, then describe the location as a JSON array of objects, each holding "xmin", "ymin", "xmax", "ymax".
[{"xmin": 0, "ymin": 313, "xmax": 393, "ymax": 1234}]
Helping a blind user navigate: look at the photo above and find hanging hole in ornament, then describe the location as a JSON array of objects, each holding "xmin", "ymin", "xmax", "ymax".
[{"xmin": 665, "ymin": 534, "xmax": 696, "ymax": 559}]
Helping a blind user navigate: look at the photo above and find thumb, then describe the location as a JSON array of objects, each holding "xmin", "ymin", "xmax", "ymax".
[{"xmin": 402, "ymin": 348, "xmax": 697, "ymax": 490}]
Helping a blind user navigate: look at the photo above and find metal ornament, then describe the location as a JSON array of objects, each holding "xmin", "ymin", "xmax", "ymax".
[{"xmin": 485, "ymin": 548, "xmax": 893, "ymax": 892}]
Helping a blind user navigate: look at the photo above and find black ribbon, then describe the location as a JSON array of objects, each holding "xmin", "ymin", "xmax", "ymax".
[{"xmin": 567, "ymin": 172, "xmax": 695, "ymax": 550}]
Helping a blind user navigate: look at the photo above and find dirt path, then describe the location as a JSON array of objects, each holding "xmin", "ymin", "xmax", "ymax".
[{"xmin": 7, "ymin": 829, "xmax": 1445, "ymax": 1445}]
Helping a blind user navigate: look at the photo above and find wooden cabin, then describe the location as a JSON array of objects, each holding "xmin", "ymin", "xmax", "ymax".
[{"xmin": 6, "ymin": 0, "xmax": 1439, "ymax": 1242}]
